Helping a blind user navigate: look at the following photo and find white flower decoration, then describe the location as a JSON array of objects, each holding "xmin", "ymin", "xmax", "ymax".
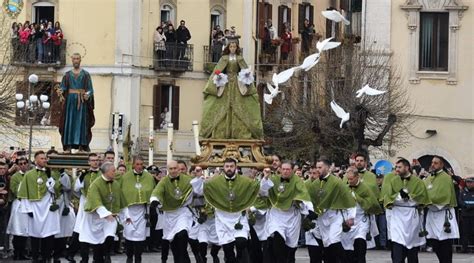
[
  {"xmin": 213, "ymin": 72, "xmax": 229, "ymax": 87},
  {"xmin": 238, "ymin": 68, "xmax": 254, "ymax": 85}
]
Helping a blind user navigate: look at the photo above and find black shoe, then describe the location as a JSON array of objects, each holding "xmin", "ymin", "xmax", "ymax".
[{"xmin": 148, "ymin": 247, "xmax": 160, "ymax": 252}]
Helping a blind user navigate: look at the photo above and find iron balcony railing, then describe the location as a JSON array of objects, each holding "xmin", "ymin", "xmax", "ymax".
[{"xmin": 153, "ymin": 43, "xmax": 193, "ymax": 72}]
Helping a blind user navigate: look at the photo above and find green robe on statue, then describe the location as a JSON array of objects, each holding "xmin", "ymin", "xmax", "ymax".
[
  {"xmin": 200, "ymin": 54, "xmax": 263, "ymax": 139},
  {"xmin": 204, "ymin": 174, "xmax": 260, "ymax": 213}
]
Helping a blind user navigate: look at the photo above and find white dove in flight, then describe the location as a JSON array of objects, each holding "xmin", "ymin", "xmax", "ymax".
[
  {"xmin": 330, "ymin": 100, "xmax": 350, "ymax": 128},
  {"xmin": 298, "ymin": 37, "xmax": 340, "ymax": 72},
  {"xmin": 272, "ymin": 67, "xmax": 298, "ymax": 86},
  {"xmin": 264, "ymin": 83, "xmax": 281, "ymax": 105},
  {"xmin": 355, "ymin": 84, "xmax": 387, "ymax": 98},
  {"xmin": 322, "ymin": 10, "xmax": 351, "ymax": 25},
  {"xmin": 316, "ymin": 37, "xmax": 341, "ymax": 52}
]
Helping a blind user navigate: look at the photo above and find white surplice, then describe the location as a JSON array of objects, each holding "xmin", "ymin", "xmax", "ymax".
[
  {"xmin": 123, "ymin": 204, "xmax": 150, "ymax": 241},
  {"xmin": 388, "ymin": 196, "xmax": 425, "ymax": 249},
  {"xmin": 425, "ymin": 206, "xmax": 459, "ymax": 240},
  {"xmin": 20, "ymin": 191, "xmax": 60, "ymax": 238}
]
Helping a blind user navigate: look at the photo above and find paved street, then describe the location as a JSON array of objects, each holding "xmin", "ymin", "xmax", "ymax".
[{"xmin": 40, "ymin": 250, "xmax": 473, "ymax": 263}]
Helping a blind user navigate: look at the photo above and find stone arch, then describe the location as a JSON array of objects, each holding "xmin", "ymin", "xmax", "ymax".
[{"xmin": 408, "ymin": 146, "xmax": 462, "ymax": 176}]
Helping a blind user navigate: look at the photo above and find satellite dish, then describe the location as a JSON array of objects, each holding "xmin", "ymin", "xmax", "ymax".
[{"xmin": 374, "ymin": 160, "xmax": 393, "ymax": 175}]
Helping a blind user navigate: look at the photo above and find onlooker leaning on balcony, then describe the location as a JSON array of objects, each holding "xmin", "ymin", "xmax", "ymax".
[
  {"xmin": 154, "ymin": 26, "xmax": 166, "ymax": 67},
  {"xmin": 280, "ymin": 24, "xmax": 292, "ymax": 63},
  {"xmin": 176, "ymin": 20, "xmax": 191, "ymax": 60},
  {"xmin": 165, "ymin": 24, "xmax": 176, "ymax": 67},
  {"xmin": 53, "ymin": 22, "xmax": 64, "ymax": 64},
  {"xmin": 33, "ymin": 23, "xmax": 45, "ymax": 64}
]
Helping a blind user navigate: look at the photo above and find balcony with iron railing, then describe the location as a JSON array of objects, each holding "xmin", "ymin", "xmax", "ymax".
[
  {"xmin": 11, "ymin": 38, "xmax": 67, "ymax": 67},
  {"xmin": 153, "ymin": 43, "xmax": 193, "ymax": 72}
]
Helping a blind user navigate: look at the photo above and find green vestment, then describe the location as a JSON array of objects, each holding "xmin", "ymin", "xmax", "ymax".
[
  {"xmin": 151, "ymin": 173, "xmax": 193, "ymax": 211},
  {"xmin": 307, "ymin": 174, "xmax": 356, "ymax": 213},
  {"xmin": 383, "ymin": 175, "xmax": 431, "ymax": 208},
  {"xmin": 348, "ymin": 181, "xmax": 383, "ymax": 215},
  {"xmin": 343, "ymin": 170, "xmax": 379, "ymax": 198},
  {"xmin": 18, "ymin": 169, "xmax": 61, "ymax": 201},
  {"xmin": 79, "ymin": 170, "xmax": 101, "ymax": 198},
  {"xmin": 84, "ymin": 176, "xmax": 125, "ymax": 214},
  {"xmin": 267, "ymin": 175, "xmax": 311, "ymax": 210},
  {"xmin": 200, "ymin": 55, "xmax": 263, "ymax": 139},
  {"xmin": 121, "ymin": 171, "xmax": 156, "ymax": 206},
  {"xmin": 204, "ymin": 174, "xmax": 260, "ymax": 213},
  {"xmin": 9, "ymin": 171, "xmax": 25, "ymax": 201},
  {"xmin": 380, "ymin": 172, "xmax": 396, "ymax": 202},
  {"xmin": 424, "ymin": 170, "xmax": 457, "ymax": 207}
]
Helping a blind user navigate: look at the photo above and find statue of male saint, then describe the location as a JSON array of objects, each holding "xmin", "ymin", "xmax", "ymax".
[{"xmin": 58, "ymin": 53, "xmax": 95, "ymax": 153}]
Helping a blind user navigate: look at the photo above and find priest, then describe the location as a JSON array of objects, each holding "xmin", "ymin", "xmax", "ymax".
[
  {"xmin": 83, "ymin": 161, "xmax": 129, "ymax": 263},
  {"xmin": 342, "ymin": 167, "xmax": 382, "ymax": 263},
  {"xmin": 260, "ymin": 161, "xmax": 314, "ymax": 263},
  {"xmin": 150, "ymin": 160, "xmax": 193, "ymax": 263},
  {"xmin": 307, "ymin": 159, "xmax": 356, "ymax": 263},
  {"xmin": 17, "ymin": 151, "xmax": 61, "ymax": 262},
  {"xmin": 6, "ymin": 157, "xmax": 31, "ymax": 260},
  {"xmin": 424, "ymin": 156, "xmax": 459, "ymax": 263},
  {"xmin": 383, "ymin": 158, "xmax": 431, "ymax": 263},
  {"xmin": 120, "ymin": 156, "xmax": 156, "ymax": 263},
  {"xmin": 191, "ymin": 158, "xmax": 260, "ymax": 263}
]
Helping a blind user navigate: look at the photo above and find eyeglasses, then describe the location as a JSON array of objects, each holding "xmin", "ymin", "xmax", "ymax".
[
  {"xmin": 18, "ymin": 162, "xmax": 28, "ymax": 165},
  {"xmin": 195, "ymin": 169, "xmax": 202, "ymax": 172}
]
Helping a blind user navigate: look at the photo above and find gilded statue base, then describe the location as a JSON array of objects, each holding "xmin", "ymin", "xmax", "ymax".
[{"xmin": 190, "ymin": 139, "xmax": 272, "ymax": 169}]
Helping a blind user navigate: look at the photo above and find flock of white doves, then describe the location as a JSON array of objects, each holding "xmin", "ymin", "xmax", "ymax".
[{"xmin": 263, "ymin": 10, "xmax": 387, "ymax": 129}]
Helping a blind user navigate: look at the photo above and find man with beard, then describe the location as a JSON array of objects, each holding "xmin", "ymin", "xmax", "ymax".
[
  {"xmin": 18, "ymin": 151, "xmax": 61, "ymax": 262},
  {"xmin": 304, "ymin": 166, "xmax": 324, "ymax": 263},
  {"xmin": 341, "ymin": 168, "xmax": 382, "ymax": 263},
  {"xmin": 345, "ymin": 154, "xmax": 379, "ymax": 198},
  {"xmin": 191, "ymin": 158, "xmax": 260, "ymax": 263},
  {"xmin": 384, "ymin": 158, "xmax": 431, "ymax": 263},
  {"xmin": 121, "ymin": 156, "xmax": 156, "ymax": 263},
  {"xmin": 424, "ymin": 156, "xmax": 459, "ymax": 263},
  {"xmin": 150, "ymin": 160, "xmax": 193, "ymax": 263},
  {"xmin": 6, "ymin": 157, "xmax": 31, "ymax": 260},
  {"xmin": 260, "ymin": 162, "xmax": 314, "ymax": 263},
  {"xmin": 306, "ymin": 159, "xmax": 356, "ymax": 263}
]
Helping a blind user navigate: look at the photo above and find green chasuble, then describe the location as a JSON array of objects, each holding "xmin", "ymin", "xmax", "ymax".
[
  {"xmin": 348, "ymin": 181, "xmax": 383, "ymax": 215},
  {"xmin": 267, "ymin": 175, "xmax": 311, "ymax": 210},
  {"xmin": 18, "ymin": 169, "xmax": 61, "ymax": 201},
  {"xmin": 79, "ymin": 170, "xmax": 101, "ymax": 198},
  {"xmin": 9, "ymin": 171, "xmax": 25, "ymax": 201},
  {"xmin": 200, "ymin": 55, "xmax": 263, "ymax": 139},
  {"xmin": 204, "ymin": 174, "xmax": 260, "ymax": 213},
  {"xmin": 307, "ymin": 174, "xmax": 356, "ymax": 213},
  {"xmin": 343, "ymin": 170, "xmax": 379, "ymax": 198},
  {"xmin": 383, "ymin": 175, "xmax": 431, "ymax": 208},
  {"xmin": 424, "ymin": 170, "xmax": 457, "ymax": 207},
  {"xmin": 253, "ymin": 195, "xmax": 271, "ymax": 210},
  {"xmin": 84, "ymin": 176, "xmax": 125, "ymax": 214},
  {"xmin": 121, "ymin": 171, "xmax": 156, "ymax": 206},
  {"xmin": 151, "ymin": 173, "xmax": 193, "ymax": 211},
  {"xmin": 380, "ymin": 172, "xmax": 397, "ymax": 202}
]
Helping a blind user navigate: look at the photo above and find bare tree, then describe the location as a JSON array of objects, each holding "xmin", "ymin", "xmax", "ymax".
[
  {"xmin": 0, "ymin": 14, "xmax": 27, "ymax": 146},
  {"xmin": 264, "ymin": 42, "xmax": 412, "ymax": 164}
]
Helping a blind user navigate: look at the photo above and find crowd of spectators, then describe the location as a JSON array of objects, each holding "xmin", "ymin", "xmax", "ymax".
[
  {"xmin": 10, "ymin": 20, "xmax": 64, "ymax": 65},
  {"xmin": 153, "ymin": 20, "xmax": 191, "ymax": 67},
  {"xmin": 209, "ymin": 25, "xmax": 240, "ymax": 62}
]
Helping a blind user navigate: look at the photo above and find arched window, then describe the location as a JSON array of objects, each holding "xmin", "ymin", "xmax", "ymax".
[
  {"xmin": 32, "ymin": 1, "xmax": 55, "ymax": 24},
  {"xmin": 161, "ymin": 4, "xmax": 175, "ymax": 25},
  {"xmin": 210, "ymin": 6, "xmax": 225, "ymax": 30}
]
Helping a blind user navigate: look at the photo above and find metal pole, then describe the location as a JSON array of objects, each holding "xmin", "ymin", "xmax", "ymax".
[
  {"xmin": 148, "ymin": 116, "xmax": 154, "ymax": 166},
  {"xmin": 28, "ymin": 82, "xmax": 32, "ymax": 162}
]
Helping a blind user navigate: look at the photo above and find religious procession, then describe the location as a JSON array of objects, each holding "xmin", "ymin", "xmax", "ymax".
[{"xmin": 0, "ymin": 0, "xmax": 473, "ymax": 263}]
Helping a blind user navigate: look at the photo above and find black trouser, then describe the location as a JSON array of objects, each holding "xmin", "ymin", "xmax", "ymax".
[
  {"xmin": 31, "ymin": 235, "xmax": 54, "ymax": 261},
  {"xmin": 92, "ymin": 236, "xmax": 114, "ymax": 263},
  {"xmin": 53, "ymin": 237, "xmax": 67, "ymax": 261},
  {"xmin": 249, "ymin": 225, "xmax": 263, "ymax": 263},
  {"xmin": 268, "ymin": 232, "xmax": 289, "ymax": 263},
  {"xmin": 345, "ymin": 238, "xmax": 367, "ymax": 263},
  {"xmin": 189, "ymin": 238, "xmax": 204, "ymax": 263},
  {"xmin": 170, "ymin": 230, "xmax": 190, "ymax": 263},
  {"xmin": 461, "ymin": 216, "xmax": 474, "ymax": 251},
  {"xmin": 222, "ymin": 237, "xmax": 250, "ymax": 263},
  {"xmin": 66, "ymin": 232, "xmax": 80, "ymax": 260},
  {"xmin": 199, "ymin": 242, "xmax": 221, "ymax": 263},
  {"xmin": 428, "ymin": 238, "xmax": 453, "ymax": 263},
  {"xmin": 148, "ymin": 207, "xmax": 159, "ymax": 250},
  {"xmin": 80, "ymin": 241, "xmax": 91, "ymax": 262},
  {"xmin": 161, "ymin": 238, "xmax": 170, "ymax": 262},
  {"xmin": 12, "ymin": 235, "xmax": 28, "ymax": 259},
  {"xmin": 325, "ymin": 242, "xmax": 345, "ymax": 263},
  {"xmin": 391, "ymin": 242, "xmax": 418, "ymax": 263},
  {"xmin": 125, "ymin": 239, "xmax": 145, "ymax": 262},
  {"xmin": 307, "ymin": 238, "xmax": 324, "ymax": 263}
]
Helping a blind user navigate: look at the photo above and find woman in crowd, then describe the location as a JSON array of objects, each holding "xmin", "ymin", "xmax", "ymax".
[
  {"xmin": 280, "ymin": 24, "xmax": 292, "ymax": 63},
  {"xmin": 165, "ymin": 24, "xmax": 176, "ymax": 67},
  {"xmin": 53, "ymin": 21, "xmax": 64, "ymax": 63},
  {"xmin": 154, "ymin": 26, "xmax": 166, "ymax": 67}
]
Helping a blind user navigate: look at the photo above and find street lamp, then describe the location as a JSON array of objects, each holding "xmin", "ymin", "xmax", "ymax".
[{"xmin": 15, "ymin": 74, "xmax": 50, "ymax": 161}]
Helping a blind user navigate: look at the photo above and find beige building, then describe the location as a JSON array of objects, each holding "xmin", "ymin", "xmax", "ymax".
[{"xmin": 9, "ymin": 0, "xmax": 328, "ymax": 163}]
